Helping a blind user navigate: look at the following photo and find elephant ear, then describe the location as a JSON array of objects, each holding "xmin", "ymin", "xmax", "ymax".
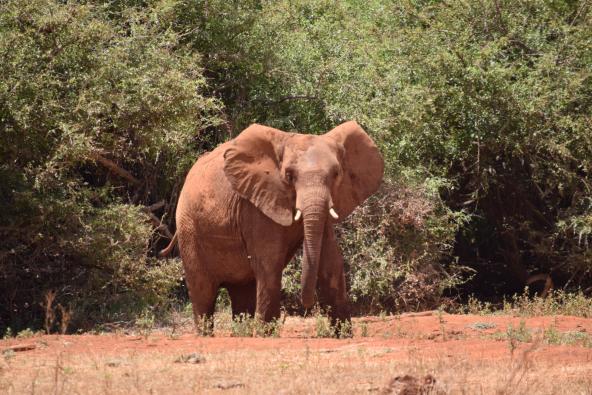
[
  {"xmin": 325, "ymin": 121, "xmax": 384, "ymax": 220},
  {"xmin": 223, "ymin": 124, "xmax": 295, "ymax": 226}
]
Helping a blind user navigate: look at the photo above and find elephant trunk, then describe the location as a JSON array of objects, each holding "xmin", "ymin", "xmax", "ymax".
[{"xmin": 300, "ymin": 187, "xmax": 330, "ymax": 309}]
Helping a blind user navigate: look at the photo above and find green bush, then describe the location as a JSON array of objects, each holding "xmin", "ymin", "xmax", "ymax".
[
  {"xmin": 0, "ymin": 0, "xmax": 220, "ymax": 334},
  {"xmin": 244, "ymin": 0, "xmax": 592, "ymax": 298},
  {"xmin": 2, "ymin": 0, "xmax": 591, "ymax": 333},
  {"xmin": 282, "ymin": 178, "xmax": 469, "ymax": 314},
  {"xmin": 338, "ymin": 178, "xmax": 469, "ymax": 313}
]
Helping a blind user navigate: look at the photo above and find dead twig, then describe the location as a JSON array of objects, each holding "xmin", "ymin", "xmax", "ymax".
[
  {"xmin": 400, "ymin": 310, "xmax": 442, "ymax": 318},
  {"xmin": 3, "ymin": 344, "xmax": 36, "ymax": 353},
  {"xmin": 144, "ymin": 211, "xmax": 173, "ymax": 239}
]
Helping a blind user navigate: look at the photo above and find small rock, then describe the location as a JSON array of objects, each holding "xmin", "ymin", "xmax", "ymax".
[
  {"xmin": 213, "ymin": 381, "xmax": 245, "ymax": 390},
  {"xmin": 105, "ymin": 359, "xmax": 122, "ymax": 367},
  {"xmin": 468, "ymin": 322, "xmax": 496, "ymax": 330},
  {"xmin": 381, "ymin": 374, "xmax": 445, "ymax": 395},
  {"xmin": 174, "ymin": 352, "xmax": 205, "ymax": 364}
]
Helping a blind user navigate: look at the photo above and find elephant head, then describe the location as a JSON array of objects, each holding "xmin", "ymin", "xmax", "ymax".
[{"xmin": 223, "ymin": 121, "xmax": 384, "ymax": 308}]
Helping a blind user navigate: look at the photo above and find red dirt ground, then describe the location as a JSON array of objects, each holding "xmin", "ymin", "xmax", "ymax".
[{"xmin": 2, "ymin": 313, "xmax": 592, "ymax": 394}]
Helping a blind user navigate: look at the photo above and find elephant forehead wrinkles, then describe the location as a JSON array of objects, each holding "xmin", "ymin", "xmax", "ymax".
[{"xmin": 299, "ymin": 145, "xmax": 338, "ymax": 171}]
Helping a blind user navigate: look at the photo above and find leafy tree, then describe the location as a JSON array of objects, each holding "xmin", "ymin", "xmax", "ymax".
[
  {"xmin": 241, "ymin": 0, "xmax": 592, "ymax": 298},
  {"xmin": 2, "ymin": 0, "xmax": 591, "ymax": 332},
  {"xmin": 0, "ymin": 0, "xmax": 220, "ymax": 333}
]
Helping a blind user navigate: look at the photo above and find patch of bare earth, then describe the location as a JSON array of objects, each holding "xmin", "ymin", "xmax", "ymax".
[{"xmin": 2, "ymin": 314, "xmax": 592, "ymax": 394}]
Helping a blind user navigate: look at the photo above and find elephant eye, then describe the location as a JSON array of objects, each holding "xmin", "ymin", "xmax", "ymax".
[{"xmin": 285, "ymin": 170, "xmax": 294, "ymax": 184}]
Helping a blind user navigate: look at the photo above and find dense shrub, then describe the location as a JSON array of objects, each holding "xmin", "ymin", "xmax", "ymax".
[
  {"xmin": 2, "ymin": 0, "xmax": 591, "ymax": 332},
  {"xmin": 282, "ymin": 178, "xmax": 469, "ymax": 314},
  {"xmin": 339, "ymin": 179, "xmax": 469, "ymax": 313},
  {"xmin": 241, "ymin": 0, "xmax": 592, "ymax": 298},
  {"xmin": 0, "ymin": 0, "xmax": 220, "ymax": 333}
]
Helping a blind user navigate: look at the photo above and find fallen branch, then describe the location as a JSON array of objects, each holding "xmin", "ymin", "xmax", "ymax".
[
  {"xmin": 90, "ymin": 151, "xmax": 140, "ymax": 185},
  {"xmin": 144, "ymin": 211, "xmax": 173, "ymax": 239},
  {"xmin": 526, "ymin": 273, "xmax": 554, "ymax": 298},
  {"xmin": 400, "ymin": 310, "xmax": 442, "ymax": 318},
  {"xmin": 142, "ymin": 200, "xmax": 165, "ymax": 212},
  {"xmin": 3, "ymin": 344, "xmax": 36, "ymax": 353}
]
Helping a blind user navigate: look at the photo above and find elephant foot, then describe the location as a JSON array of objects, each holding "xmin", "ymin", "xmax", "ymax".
[
  {"xmin": 257, "ymin": 318, "xmax": 282, "ymax": 338},
  {"xmin": 331, "ymin": 317, "xmax": 353, "ymax": 338},
  {"xmin": 194, "ymin": 315, "xmax": 215, "ymax": 337},
  {"xmin": 329, "ymin": 305, "xmax": 352, "ymax": 338}
]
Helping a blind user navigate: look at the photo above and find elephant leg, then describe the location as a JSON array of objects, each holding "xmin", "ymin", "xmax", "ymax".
[
  {"xmin": 318, "ymin": 224, "xmax": 351, "ymax": 336},
  {"xmin": 255, "ymin": 270, "xmax": 282, "ymax": 324},
  {"xmin": 240, "ymin": 212, "xmax": 291, "ymax": 331},
  {"xmin": 178, "ymin": 235, "xmax": 218, "ymax": 336},
  {"xmin": 186, "ymin": 275, "xmax": 217, "ymax": 336},
  {"xmin": 227, "ymin": 280, "xmax": 256, "ymax": 319}
]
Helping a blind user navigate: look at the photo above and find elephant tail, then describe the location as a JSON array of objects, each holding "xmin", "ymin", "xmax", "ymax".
[{"xmin": 159, "ymin": 232, "xmax": 178, "ymax": 257}]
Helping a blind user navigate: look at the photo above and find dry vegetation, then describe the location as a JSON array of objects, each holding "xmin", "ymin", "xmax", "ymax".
[{"xmin": 2, "ymin": 312, "xmax": 592, "ymax": 394}]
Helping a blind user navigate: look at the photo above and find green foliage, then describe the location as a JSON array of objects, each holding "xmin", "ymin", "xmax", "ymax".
[
  {"xmin": 506, "ymin": 320, "xmax": 533, "ymax": 343},
  {"xmin": 359, "ymin": 321, "xmax": 369, "ymax": 337},
  {"xmin": 229, "ymin": 314, "xmax": 282, "ymax": 338},
  {"xmin": 462, "ymin": 289, "xmax": 592, "ymax": 318},
  {"xmin": 312, "ymin": 312, "xmax": 352, "ymax": 339},
  {"xmin": 0, "ymin": 0, "xmax": 219, "ymax": 334},
  {"xmin": 543, "ymin": 326, "xmax": 592, "ymax": 347},
  {"xmin": 282, "ymin": 178, "xmax": 468, "ymax": 313},
  {"xmin": 314, "ymin": 313, "xmax": 334, "ymax": 338},
  {"xmin": 135, "ymin": 309, "xmax": 156, "ymax": 338},
  {"xmin": 462, "ymin": 296, "xmax": 497, "ymax": 316},
  {"xmin": 250, "ymin": 0, "xmax": 591, "ymax": 299},
  {"xmin": 2, "ymin": 0, "xmax": 592, "ymax": 332},
  {"xmin": 503, "ymin": 289, "xmax": 592, "ymax": 318},
  {"xmin": 2, "ymin": 328, "xmax": 13, "ymax": 339},
  {"xmin": 490, "ymin": 319, "xmax": 592, "ymax": 348},
  {"xmin": 339, "ymin": 179, "xmax": 470, "ymax": 312},
  {"xmin": 16, "ymin": 328, "xmax": 36, "ymax": 339}
]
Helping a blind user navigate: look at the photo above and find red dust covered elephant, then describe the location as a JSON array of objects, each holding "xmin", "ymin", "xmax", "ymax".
[{"xmin": 161, "ymin": 121, "xmax": 383, "ymax": 333}]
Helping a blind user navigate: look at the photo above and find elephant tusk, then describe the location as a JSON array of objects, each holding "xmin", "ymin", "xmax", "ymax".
[
  {"xmin": 294, "ymin": 209, "xmax": 302, "ymax": 221},
  {"xmin": 329, "ymin": 207, "xmax": 339, "ymax": 220}
]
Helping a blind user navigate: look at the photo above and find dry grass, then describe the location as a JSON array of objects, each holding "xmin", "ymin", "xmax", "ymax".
[
  {"xmin": 1, "ymin": 343, "xmax": 591, "ymax": 394},
  {"xmin": 2, "ymin": 315, "xmax": 592, "ymax": 394}
]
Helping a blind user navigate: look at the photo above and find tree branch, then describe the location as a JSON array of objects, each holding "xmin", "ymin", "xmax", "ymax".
[
  {"xmin": 90, "ymin": 151, "xmax": 141, "ymax": 186},
  {"xmin": 141, "ymin": 200, "xmax": 173, "ymax": 237},
  {"xmin": 143, "ymin": 200, "xmax": 165, "ymax": 212}
]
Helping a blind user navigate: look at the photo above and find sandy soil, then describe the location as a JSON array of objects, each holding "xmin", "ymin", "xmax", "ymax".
[{"xmin": 2, "ymin": 313, "xmax": 592, "ymax": 394}]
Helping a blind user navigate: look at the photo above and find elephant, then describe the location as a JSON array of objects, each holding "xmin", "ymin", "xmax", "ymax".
[{"xmin": 160, "ymin": 121, "xmax": 384, "ymax": 334}]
